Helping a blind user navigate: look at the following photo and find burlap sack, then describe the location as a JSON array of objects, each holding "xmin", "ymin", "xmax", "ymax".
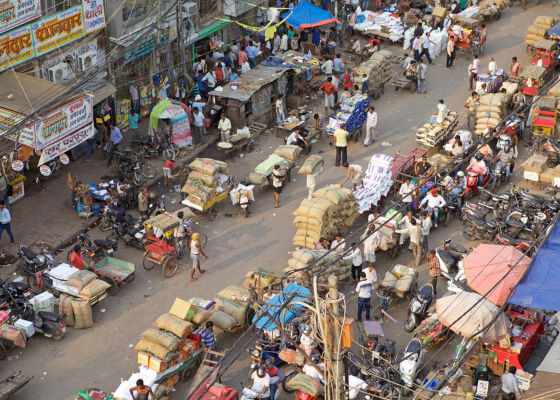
[
  {"xmin": 209, "ymin": 310, "xmax": 238, "ymax": 331},
  {"xmin": 59, "ymin": 293, "xmax": 75, "ymax": 327},
  {"xmin": 213, "ymin": 296, "xmax": 247, "ymax": 326},
  {"xmin": 249, "ymin": 172, "xmax": 268, "ymax": 185},
  {"xmin": 286, "ymin": 374, "xmax": 324, "ymax": 397},
  {"xmin": 66, "ymin": 270, "xmax": 97, "ymax": 291},
  {"xmin": 189, "ymin": 170, "xmax": 219, "ymax": 187},
  {"xmin": 216, "ymin": 286, "xmax": 251, "ymax": 303},
  {"xmin": 274, "ymin": 145, "xmax": 301, "ymax": 161},
  {"xmin": 298, "ymin": 155, "xmax": 324, "ymax": 175},
  {"xmin": 522, "ymin": 155, "xmax": 547, "ymax": 173},
  {"xmin": 141, "ymin": 327, "xmax": 182, "ymax": 351},
  {"xmin": 153, "ymin": 313, "xmax": 193, "ymax": 338},
  {"xmin": 72, "ymin": 298, "xmax": 93, "ymax": 329},
  {"xmin": 293, "ymin": 198, "xmax": 335, "ymax": 219},
  {"xmin": 135, "ymin": 338, "xmax": 177, "ymax": 362},
  {"xmin": 80, "ymin": 279, "xmax": 111, "ymax": 298},
  {"xmin": 288, "ymin": 258, "xmax": 308, "ymax": 270},
  {"xmin": 191, "ymin": 306, "xmax": 212, "ymax": 325},
  {"xmin": 189, "ymin": 158, "xmax": 220, "ymax": 175}
]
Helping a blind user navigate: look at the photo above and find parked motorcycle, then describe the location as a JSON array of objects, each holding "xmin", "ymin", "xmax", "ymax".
[
  {"xmin": 346, "ymin": 350, "xmax": 402, "ymax": 399},
  {"xmin": 16, "ymin": 245, "xmax": 55, "ymax": 276},
  {"xmin": 543, "ymin": 139, "xmax": 560, "ymax": 168},
  {"xmin": 399, "ymin": 338, "xmax": 426, "ymax": 395},
  {"xmin": 107, "ymin": 220, "xmax": 146, "ymax": 250},
  {"xmin": 99, "ymin": 208, "xmax": 117, "ymax": 231},
  {"xmin": 461, "ymin": 201, "xmax": 490, "ymax": 221},
  {"xmin": 116, "ymin": 152, "xmax": 143, "ymax": 186},
  {"xmin": 10, "ymin": 297, "xmax": 67, "ymax": 340},
  {"xmin": 137, "ymin": 133, "xmax": 178, "ymax": 161},
  {"xmin": 477, "ymin": 188, "xmax": 511, "ymax": 211},
  {"xmin": 404, "ymin": 284, "xmax": 435, "ymax": 332},
  {"xmin": 492, "ymin": 161, "xmax": 510, "ymax": 191},
  {"xmin": 67, "ymin": 222, "xmax": 118, "ymax": 264},
  {"xmin": 435, "ymin": 239, "xmax": 467, "ymax": 282},
  {"xmin": 494, "ymin": 233, "xmax": 535, "ymax": 254},
  {"xmin": 0, "ymin": 278, "xmax": 31, "ymax": 309}
]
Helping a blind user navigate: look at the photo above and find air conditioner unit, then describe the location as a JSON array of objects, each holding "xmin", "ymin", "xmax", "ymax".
[
  {"xmin": 181, "ymin": 2, "xmax": 197, "ymax": 18},
  {"xmin": 78, "ymin": 50, "xmax": 98, "ymax": 71},
  {"xmin": 48, "ymin": 62, "xmax": 70, "ymax": 83}
]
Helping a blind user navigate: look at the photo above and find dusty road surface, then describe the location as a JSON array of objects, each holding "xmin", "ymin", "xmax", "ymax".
[{"xmin": 4, "ymin": 3, "xmax": 552, "ymax": 399}]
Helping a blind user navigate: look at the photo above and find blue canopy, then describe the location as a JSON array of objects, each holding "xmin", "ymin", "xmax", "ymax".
[
  {"xmin": 509, "ymin": 223, "xmax": 560, "ymax": 311},
  {"xmin": 548, "ymin": 22, "xmax": 560, "ymax": 38},
  {"xmin": 282, "ymin": 0, "xmax": 340, "ymax": 29},
  {"xmin": 253, "ymin": 283, "xmax": 310, "ymax": 330}
]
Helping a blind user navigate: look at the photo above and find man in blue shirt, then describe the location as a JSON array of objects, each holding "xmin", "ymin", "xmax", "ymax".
[
  {"xmin": 222, "ymin": 50, "xmax": 232, "ymax": 68},
  {"xmin": 311, "ymin": 27, "xmax": 321, "ymax": 46},
  {"xmin": 245, "ymin": 41, "xmax": 258, "ymax": 69},
  {"xmin": 333, "ymin": 53, "xmax": 344, "ymax": 76},
  {"xmin": 196, "ymin": 71, "xmax": 207, "ymax": 95},
  {"xmin": 192, "ymin": 95, "xmax": 207, "ymax": 113},
  {"xmin": 0, "ymin": 201, "xmax": 14, "ymax": 247},
  {"xmin": 106, "ymin": 124, "xmax": 123, "ymax": 167},
  {"xmin": 201, "ymin": 321, "xmax": 216, "ymax": 352},
  {"xmin": 129, "ymin": 111, "xmax": 139, "ymax": 137},
  {"xmin": 361, "ymin": 74, "xmax": 369, "ymax": 94},
  {"xmin": 225, "ymin": 66, "xmax": 238, "ymax": 82}
]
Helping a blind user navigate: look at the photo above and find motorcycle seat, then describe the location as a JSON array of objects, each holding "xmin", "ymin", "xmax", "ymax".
[
  {"xmin": 505, "ymin": 219, "xmax": 525, "ymax": 230},
  {"xmin": 498, "ymin": 234, "xmax": 526, "ymax": 247},
  {"xmin": 38, "ymin": 311, "xmax": 61, "ymax": 323},
  {"xmin": 21, "ymin": 246, "xmax": 37, "ymax": 260},
  {"xmin": 119, "ymin": 154, "xmax": 130, "ymax": 162},
  {"xmin": 8, "ymin": 282, "xmax": 30, "ymax": 291},
  {"xmin": 522, "ymin": 192, "xmax": 544, "ymax": 203},
  {"xmin": 127, "ymin": 229, "xmax": 140, "ymax": 236},
  {"xmin": 405, "ymin": 339, "xmax": 422, "ymax": 355},
  {"xmin": 94, "ymin": 239, "xmax": 114, "ymax": 248},
  {"xmin": 466, "ymin": 213, "xmax": 487, "ymax": 227},
  {"xmin": 437, "ymin": 249, "xmax": 457, "ymax": 266},
  {"xmin": 524, "ymin": 202, "xmax": 541, "ymax": 210},
  {"xmin": 448, "ymin": 243, "xmax": 467, "ymax": 254},
  {"xmin": 550, "ymin": 141, "xmax": 560, "ymax": 152},
  {"xmin": 418, "ymin": 284, "xmax": 434, "ymax": 302},
  {"xmin": 481, "ymin": 188, "xmax": 500, "ymax": 198}
]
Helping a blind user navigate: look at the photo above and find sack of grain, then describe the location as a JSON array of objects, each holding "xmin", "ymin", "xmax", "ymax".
[
  {"xmin": 298, "ymin": 155, "xmax": 324, "ymax": 175},
  {"xmin": 192, "ymin": 306, "xmax": 212, "ymax": 325},
  {"xmin": 72, "ymin": 298, "xmax": 93, "ymax": 329},
  {"xmin": 141, "ymin": 327, "xmax": 182, "ymax": 350},
  {"xmin": 286, "ymin": 374, "xmax": 324, "ymax": 397},
  {"xmin": 80, "ymin": 279, "xmax": 111, "ymax": 298},
  {"xmin": 204, "ymin": 158, "xmax": 229, "ymax": 174},
  {"xmin": 540, "ymin": 167, "xmax": 554, "ymax": 184},
  {"xmin": 249, "ymin": 172, "xmax": 268, "ymax": 185},
  {"xmin": 0, "ymin": 324, "xmax": 26, "ymax": 348},
  {"xmin": 245, "ymin": 267, "xmax": 277, "ymax": 286},
  {"xmin": 534, "ymin": 16, "xmax": 556, "ymax": 28},
  {"xmin": 526, "ymin": 25, "xmax": 548, "ymax": 36},
  {"xmin": 288, "ymin": 258, "xmax": 308, "ymax": 270},
  {"xmin": 213, "ymin": 296, "xmax": 247, "ymax": 326},
  {"xmin": 66, "ymin": 270, "xmax": 97, "ymax": 291},
  {"xmin": 379, "ymin": 271, "xmax": 398, "ymax": 288},
  {"xmin": 395, "ymin": 275, "xmax": 414, "ymax": 292},
  {"xmin": 135, "ymin": 338, "xmax": 177, "ymax": 362},
  {"xmin": 59, "ymin": 293, "xmax": 75, "ymax": 327},
  {"xmin": 293, "ymin": 249, "xmax": 335, "ymax": 265},
  {"xmin": 294, "ymin": 198, "xmax": 335, "ymax": 219},
  {"xmin": 182, "ymin": 179, "xmax": 215, "ymax": 202},
  {"xmin": 295, "ymin": 228, "xmax": 321, "ymax": 242},
  {"xmin": 312, "ymin": 187, "xmax": 347, "ymax": 205},
  {"xmin": 153, "ymin": 313, "xmax": 193, "ymax": 338},
  {"xmin": 293, "ymin": 216, "xmax": 323, "ymax": 228},
  {"xmin": 189, "ymin": 158, "xmax": 221, "ymax": 175},
  {"xmin": 522, "ymin": 155, "xmax": 548, "ymax": 173},
  {"xmin": 209, "ymin": 309, "xmax": 238, "ymax": 331},
  {"xmin": 274, "ymin": 145, "xmax": 301, "ymax": 161},
  {"xmin": 216, "ymin": 286, "xmax": 251, "ymax": 303},
  {"xmin": 189, "ymin": 170, "xmax": 219, "ymax": 187}
]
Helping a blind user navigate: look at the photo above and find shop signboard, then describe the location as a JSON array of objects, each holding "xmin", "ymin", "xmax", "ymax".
[
  {"xmin": 0, "ymin": 24, "xmax": 35, "ymax": 72},
  {"xmin": 0, "ymin": 106, "xmax": 35, "ymax": 147},
  {"xmin": 38, "ymin": 122, "xmax": 94, "ymax": 165},
  {"xmin": 34, "ymin": 96, "xmax": 93, "ymax": 150},
  {"xmin": 0, "ymin": 0, "xmax": 41, "ymax": 35},
  {"xmin": 82, "ymin": 0, "xmax": 105, "ymax": 34},
  {"xmin": 123, "ymin": 29, "xmax": 169, "ymax": 65},
  {"xmin": 32, "ymin": 5, "xmax": 85, "ymax": 57}
]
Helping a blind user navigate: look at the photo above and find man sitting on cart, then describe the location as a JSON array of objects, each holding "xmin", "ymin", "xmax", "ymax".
[
  {"xmin": 415, "ymin": 157, "xmax": 435, "ymax": 178},
  {"xmin": 406, "ymin": 60, "xmax": 418, "ymax": 81},
  {"xmin": 287, "ymin": 128, "xmax": 309, "ymax": 149}
]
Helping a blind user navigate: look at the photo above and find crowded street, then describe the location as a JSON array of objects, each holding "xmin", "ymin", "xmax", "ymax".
[{"xmin": 0, "ymin": 0, "xmax": 559, "ymax": 399}]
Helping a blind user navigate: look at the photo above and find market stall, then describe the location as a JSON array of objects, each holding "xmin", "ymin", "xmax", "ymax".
[{"xmin": 149, "ymin": 100, "xmax": 192, "ymax": 147}]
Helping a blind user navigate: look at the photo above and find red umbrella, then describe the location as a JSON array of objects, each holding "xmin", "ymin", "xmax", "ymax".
[{"xmin": 463, "ymin": 244, "xmax": 531, "ymax": 306}]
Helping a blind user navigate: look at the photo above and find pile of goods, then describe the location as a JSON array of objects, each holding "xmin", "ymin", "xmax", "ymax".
[
  {"xmin": 114, "ymin": 299, "xmax": 205, "ymax": 399},
  {"xmin": 229, "ymin": 127, "xmax": 251, "ymax": 144},
  {"xmin": 298, "ymin": 155, "xmax": 324, "ymax": 175},
  {"xmin": 525, "ymin": 16, "xmax": 557, "ymax": 46},
  {"xmin": 72, "ymin": 183, "xmax": 92, "ymax": 197},
  {"xmin": 326, "ymin": 94, "xmax": 372, "ymax": 136},
  {"xmin": 501, "ymin": 81, "xmax": 519, "ymax": 99},
  {"xmin": 189, "ymin": 296, "xmax": 241, "ymax": 332},
  {"xmin": 476, "ymin": 72, "xmax": 505, "ymax": 94},
  {"xmin": 229, "ymin": 183, "xmax": 256, "ymax": 205},
  {"xmin": 352, "ymin": 51, "xmax": 393, "ymax": 93},
  {"xmin": 378, "ymin": 264, "xmax": 416, "ymax": 296},
  {"xmin": 355, "ymin": 154, "xmax": 394, "ymax": 214},
  {"xmin": 477, "ymin": 0, "xmax": 506, "ymax": 18},
  {"xmin": 403, "ymin": 26, "xmax": 448, "ymax": 58},
  {"xmin": 416, "ymin": 111, "xmax": 459, "ymax": 149},
  {"xmin": 521, "ymin": 154, "xmax": 550, "ymax": 184},
  {"xmin": 549, "ymin": 80, "xmax": 560, "ymax": 102},
  {"xmin": 353, "ymin": 10, "xmax": 405, "ymax": 42},
  {"xmin": 209, "ymin": 286, "xmax": 253, "ymax": 331},
  {"xmin": 282, "ymin": 117, "xmax": 301, "ymax": 129},
  {"xmin": 475, "ymin": 93, "xmax": 508, "ymax": 137},
  {"xmin": 184, "ymin": 158, "xmax": 229, "ymax": 211},
  {"xmin": 249, "ymin": 145, "xmax": 299, "ymax": 186},
  {"xmin": 283, "ymin": 249, "xmax": 353, "ymax": 284},
  {"xmin": 292, "ymin": 185, "xmax": 359, "ymax": 248}
]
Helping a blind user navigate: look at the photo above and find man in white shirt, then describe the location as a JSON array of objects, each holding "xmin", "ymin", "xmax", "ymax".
[
  {"xmin": 362, "ymin": 263, "xmax": 377, "ymax": 285},
  {"xmin": 218, "ymin": 113, "xmax": 232, "ymax": 142},
  {"xmin": 500, "ymin": 366, "xmax": 521, "ymax": 400},
  {"xmin": 302, "ymin": 361, "xmax": 324, "ymax": 383},
  {"xmin": 535, "ymin": 54, "xmax": 543, "ymax": 67},
  {"xmin": 345, "ymin": 243, "xmax": 363, "ymax": 283},
  {"xmin": 399, "ymin": 178, "xmax": 415, "ymax": 213},
  {"xmin": 192, "ymin": 108, "xmax": 205, "ymax": 145},
  {"xmin": 348, "ymin": 366, "xmax": 381, "ymax": 399},
  {"xmin": 488, "ymin": 57, "xmax": 498, "ymax": 76},
  {"xmin": 420, "ymin": 189, "xmax": 446, "ymax": 228},
  {"xmin": 364, "ymin": 106, "xmax": 377, "ymax": 147},
  {"xmin": 397, "ymin": 209, "xmax": 414, "ymax": 248},
  {"xmin": 306, "ymin": 159, "xmax": 324, "ymax": 200},
  {"xmin": 403, "ymin": 53, "xmax": 414, "ymax": 70},
  {"xmin": 468, "ymin": 54, "xmax": 480, "ymax": 90},
  {"xmin": 420, "ymin": 212, "xmax": 433, "ymax": 257},
  {"xmin": 395, "ymin": 219, "xmax": 422, "ymax": 267},
  {"xmin": 300, "ymin": 325, "xmax": 316, "ymax": 355},
  {"xmin": 356, "ymin": 271, "xmax": 374, "ymax": 322},
  {"xmin": 330, "ymin": 233, "xmax": 346, "ymax": 255},
  {"xmin": 275, "ymin": 94, "xmax": 285, "ymax": 125},
  {"xmin": 246, "ymin": 366, "xmax": 271, "ymax": 399},
  {"xmin": 321, "ymin": 58, "xmax": 333, "ymax": 75}
]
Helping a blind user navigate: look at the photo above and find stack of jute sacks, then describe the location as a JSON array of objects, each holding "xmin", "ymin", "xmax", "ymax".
[
  {"xmin": 292, "ymin": 185, "xmax": 359, "ymax": 249},
  {"xmin": 522, "ymin": 154, "xmax": 548, "ymax": 183},
  {"xmin": 353, "ymin": 50, "xmax": 394, "ymax": 93},
  {"xmin": 525, "ymin": 16, "xmax": 557, "ymax": 46},
  {"xmin": 184, "ymin": 158, "xmax": 229, "ymax": 210},
  {"xmin": 283, "ymin": 249, "xmax": 353, "ymax": 283},
  {"xmin": 477, "ymin": 0, "xmax": 505, "ymax": 18},
  {"xmin": 249, "ymin": 145, "xmax": 299, "ymax": 186},
  {"xmin": 475, "ymin": 93, "xmax": 508, "ymax": 138}
]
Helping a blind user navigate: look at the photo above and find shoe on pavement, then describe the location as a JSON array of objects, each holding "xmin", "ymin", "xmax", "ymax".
[
  {"xmin": 434, "ymin": 224, "xmax": 438, "ymax": 228},
  {"xmin": 84, "ymin": 159, "xmax": 91, "ymax": 162}
]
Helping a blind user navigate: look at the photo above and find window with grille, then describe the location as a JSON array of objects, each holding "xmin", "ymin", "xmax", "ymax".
[
  {"xmin": 199, "ymin": 0, "xmax": 217, "ymax": 14},
  {"xmin": 41, "ymin": 0, "xmax": 80, "ymax": 16}
]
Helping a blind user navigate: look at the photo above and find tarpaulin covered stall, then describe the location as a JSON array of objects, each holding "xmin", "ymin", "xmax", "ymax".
[
  {"xmin": 282, "ymin": 0, "xmax": 340, "ymax": 28},
  {"xmin": 510, "ymin": 222, "xmax": 560, "ymax": 311},
  {"xmin": 253, "ymin": 283, "xmax": 310, "ymax": 330},
  {"xmin": 149, "ymin": 100, "xmax": 192, "ymax": 147}
]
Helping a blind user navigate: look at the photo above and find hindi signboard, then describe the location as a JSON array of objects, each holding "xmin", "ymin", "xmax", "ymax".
[
  {"xmin": 0, "ymin": 0, "xmax": 41, "ymax": 35},
  {"xmin": 0, "ymin": 106, "xmax": 35, "ymax": 147},
  {"xmin": 0, "ymin": 24, "xmax": 35, "ymax": 72},
  {"xmin": 82, "ymin": 0, "xmax": 105, "ymax": 34},
  {"xmin": 38, "ymin": 122, "xmax": 93, "ymax": 165},
  {"xmin": 32, "ymin": 5, "xmax": 85, "ymax": 57}
]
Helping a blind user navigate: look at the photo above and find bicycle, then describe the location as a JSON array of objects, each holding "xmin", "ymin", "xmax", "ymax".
[
  {"xmin": 36, "ymin": 158, "xmax": 64, "ymax": 191},
  {"xmin": 176, "ymin": 232, "xmax": 208, "ymax": 258},
  {"xmin": 137, "ymin": 153, "xmax": 156, "ymax": 179}
]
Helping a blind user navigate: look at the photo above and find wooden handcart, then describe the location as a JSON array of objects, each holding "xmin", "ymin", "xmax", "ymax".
[
  {"xmin": 89, "ymin": 257, "xmax": 136, "ymax": 296},
  {"xmin": 185, "ymin": 349, "xmax": 226, "ymax": 399},
  {"xmin": 391, "ymin": 77, "xmax": 417, "ymax": 93},
  {"xmin": 142, "ymin": 214, "xmax": 182, "ymax": 278},
  {"xmin": 217, "ymin": 123, "xmax": 266, "ymax": 157},
  {"xmin": 371, "ymin": 264, "xmax": 419, "ymax": 323},
  {"xmin": 183, "ymin": 189, "xmax": 229, "ymax": 221},
  {"xmin": 0, "ymin": 371, "xmax": 33, "ymax": 399}
]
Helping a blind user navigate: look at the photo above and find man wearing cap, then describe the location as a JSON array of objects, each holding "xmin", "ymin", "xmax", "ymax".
[
  {"xmin": 420, "ymin": 189, "xmax": 446, "ymax": 228},
  {"xmin": 192, "ymin": 95, "xmax": 208, "ymax": 114},
  {"xmin": 190, "ymin": 232, "xmax": 207, "ymax": 282}
]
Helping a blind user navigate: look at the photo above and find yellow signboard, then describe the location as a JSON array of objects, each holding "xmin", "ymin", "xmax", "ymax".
[
  {"xmin": 32, "ymin": 5, "xmax": 84, "ymax": 56},
  {"xmin": 0, "ymin": 24, "xmax": 35, "ymax": 72}
]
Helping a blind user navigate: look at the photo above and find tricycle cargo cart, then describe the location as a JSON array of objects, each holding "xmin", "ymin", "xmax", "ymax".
[
  {"xmin": 531, "ymin": 96, "xmax": 558, "ymax": 137},
  {"xmin": 142, "ymin": 214, "xmax": 182, "ymax": 278},
  {"xmin": 391, "ymin": 77, "xmax": 418, "ymax": 93},
  {"xmin": 89, "ymin": 257, "xmax": 136, "ymax": 296},
  {"xmin": 520, "ymin": 65, "xmax": 548, "ymax": 96},
  {"xmin": 0, "ymin": 371, "xmax": 33, "ymax": 398},
  {"xmin": 183, "ymin": 189, "xmax": 229, "ymax": 221},
  {"xmin": 217, "ymin": 123, "xmax": 266, "ymax": 157},
  {"xmin": 372, "ymin": 264, "xmax": 419, "ymax": 322},
  {"xmin": 455, "ymin": 20, "xmax": 481, "ymax": 59}
]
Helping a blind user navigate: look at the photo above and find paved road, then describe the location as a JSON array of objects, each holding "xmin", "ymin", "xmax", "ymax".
[{"xmin": 4, "ymin": 4, "xmax": 553, "ymax": 399}]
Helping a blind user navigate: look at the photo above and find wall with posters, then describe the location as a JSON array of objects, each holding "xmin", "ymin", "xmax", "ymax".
[{"xmin": 0, "ymin": 0, "xmax": 41, "ymax": 35}]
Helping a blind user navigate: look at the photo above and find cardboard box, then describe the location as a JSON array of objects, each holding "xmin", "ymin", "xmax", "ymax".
[
  {"xmin": 148, "ymin": 357, "xmax": 168, "ymax": 373},
  {"xmin": 14, "ymin": 319, "xmax": 34, "ymax": 337},
  {"xmin": 137, "ymin": 352, "xmax": 150, "ymax": 366},
  {"xmin": 169, "ymin": 298, "xmax": 196, "ymax": 321},
  {"xmin": 516, "ymin": 370, "xmax": 533, "ymax": 391},
  {"xmin": 182, "ymin": 340, "xmax": 198, "ymax": 359},
  {"xmin": 432, "ymin": 6, "xmax": 447, "ymax": 19}
]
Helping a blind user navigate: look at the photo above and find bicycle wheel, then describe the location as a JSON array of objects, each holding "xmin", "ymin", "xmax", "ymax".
[
  {"xmin": 198, "ymin": 234, "xmax": 208, "ymax": 249},
  {"xmin": 142, "ymin": 161, "xmax": 156, "ymax": 179},
  {"xmin": 143, "ymin": 255, "xmax": 157, "ymax": 270},
  {"xmin": 162, "ymin": 256, "xmax": 178, "ymax": 278},
  {"xmin": 208, "ymin": 202, "xmax": 221, "ymax": 221}
]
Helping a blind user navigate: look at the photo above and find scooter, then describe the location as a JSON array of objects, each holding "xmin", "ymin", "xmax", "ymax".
[
  {"xmin": 463, "ymin": 169, "xmax": 492, "ymax": 198},
  {"xmin": 10, "ymin": 297, "xmax": 67, "ymax": 340},
  {"xmin": 16, "ymin": 245, "xmax": 56, "ymax": 276},
  {"xmin": 403, "ymin": 284, "xmax": 435, "ymax": 332},
  {"xmin": 399, "ymin": 338, "xmax": 425, "ymax": 395},
  {"xmin": 435, "ymin": 239, "xmax": 467, "ymax": 282},
  {"xmin": 68, "ymin": 222, "xmax": 118, "ymax": 263}
]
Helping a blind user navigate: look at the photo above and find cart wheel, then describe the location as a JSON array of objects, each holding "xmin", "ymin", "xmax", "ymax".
[
  {"xmin": 244, "ymin": 308, "xmax": 256, "ymax": 331},
  {"xmin": 466, "ymin": 46, "xmax": 474, "ymax": 60},
  {"xmin": 391, "ymin": 246, "xmax": 399, "ymax": 260},
  {"xmin": 126, "ymin": 271, "xmax": 137, "ymax": 283},
  {"xmin": 306, "ymin": 143, "xmax": 312, "ymax": 155},
  {"xmin": 208, "ymin": 202, "xmax": 221, "ymax": 221},
  {"xmin": 371, "ymin": 306, "xmax": 383, "ymax": 321},
  {"xmin": 99, "ymin": 275, "xmax": 119, "ymax": 296},
  {"xmin": 411, "ymin": 82, "xmax": 417, "ymax": 93},
  {"xmin": 181, "ymin": 360, "xmax": 199, "ymax": 382},
  {"xmin": 143, "ymin": 256, "xmax": 157, "ymax": 270},
  {"xmin": 0, "ymin": 341, "xmax": 6, "ymax": 360},
  {"xmin": 162, "ymin": 256, "xmax": 178, "ymax": 278}
]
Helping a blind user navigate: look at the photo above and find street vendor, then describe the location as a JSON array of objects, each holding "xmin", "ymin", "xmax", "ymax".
[
  {"xmin": 360, "ymin": 36, "xmax": 381, "ymax": 58},
  {"xmin": 218, "ymin": 113, "xmax": 232, "ymax": 142},
  {"xmin": 71, "ymin": 181, "xmax": 84, "ymax": 208},
  {"xmin": 415, "ymin": 156, "xmax": 435, "ymax": 178},
  {"xmin": 347, "ymin": 37, "xmax": 361, "ymax": 53},
  {"xmin": 312, "ymin": 112, "xmax": 324, "ymax": 129}
]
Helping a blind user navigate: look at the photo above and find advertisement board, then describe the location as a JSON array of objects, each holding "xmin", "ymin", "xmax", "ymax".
[
  {"xmin": 0, "ymin": 106, "xmax": 35, "ymax": 147},
  {"xmin": 38, "ymin": 122, "xmax": 93, "ymax": 164},
  {"xmin": 32, "ymin": 5, "xmax": 85, "ymax": 56},
  {"xmin": 82, "ymin": 0, "xmax": 105, "ymax": 34},
  {"xmin": 0, "ymin": 0, "xmax": 41, "ymax": 35},
  {"xmin": 0, "ymin": 24, "xmax": 35, "ymax": 72}
]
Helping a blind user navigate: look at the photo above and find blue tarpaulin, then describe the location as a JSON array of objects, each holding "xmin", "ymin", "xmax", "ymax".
[
  {"xmin": 509, "ymin": 222, "xmax": 560, "ymax": 311},
  {"xmin": 282, "ymin": 0, "xmax": 340, "ymax": 29},
  {"xmin": 548, "ymin": 22, "xmax": 560, "ymax": 38},
  {"xmin": 253, "ymin": 282, "xmax": 310, "ymax": 330}
]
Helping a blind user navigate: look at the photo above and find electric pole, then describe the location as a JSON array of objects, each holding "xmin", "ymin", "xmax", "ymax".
[
  {"xmin": 328, "ymin": 275, "xmax": 342, "ymax": 400},
  {"xmin": 154, "ymin": 0, "xmax": 162, "ymax": 103}
]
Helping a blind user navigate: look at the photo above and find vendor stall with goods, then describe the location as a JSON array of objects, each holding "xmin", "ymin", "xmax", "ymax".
[{"xmin": 149, "ymin": 100, "xmax": 192, "ymax": 148}]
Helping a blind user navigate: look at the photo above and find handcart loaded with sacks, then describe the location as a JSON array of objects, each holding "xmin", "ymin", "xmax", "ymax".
[{"xmin": 248, "ymin": 145, "xmax": 300, "ymax": 188}]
